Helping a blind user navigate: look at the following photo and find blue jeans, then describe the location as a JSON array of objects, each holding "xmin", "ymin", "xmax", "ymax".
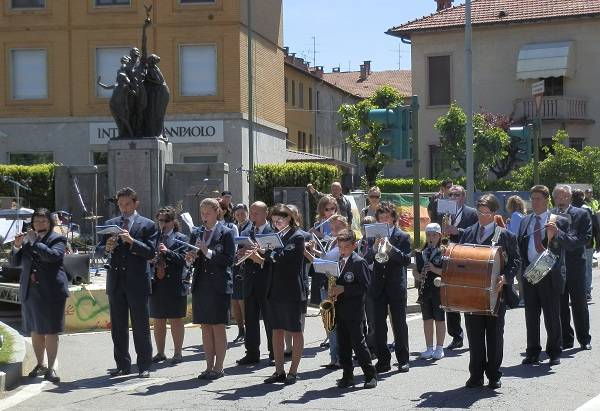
[
  {"xmin": 320, "ymin": 287, "xmax": 339, "ymax": 363},
  {"xmin": 585, "ymin": 248, "xmax": 594, "ymax": 294}
]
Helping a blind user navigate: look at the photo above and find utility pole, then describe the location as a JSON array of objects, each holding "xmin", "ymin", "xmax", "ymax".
[
  {"xmin": 465, "ymin": 0, "xmax": 474, "ymax": 205},
  {"xmin": 312, "ymin": 36, "xmax": 316, "ymax": 67},
  {"xmin": 247, "ymin": 0, "xmax": 255, "ymax": 203}
]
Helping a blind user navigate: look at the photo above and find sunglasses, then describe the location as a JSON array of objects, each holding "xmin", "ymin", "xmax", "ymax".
[
  {"xmin": 369, "ymin": 195, "xmax": 380, "ymax": 199},
  {"xmin": 325, "ymin": 207, "xmax": 337, "ymax": 211},
  {"xmin": 448, "ymin": 193, "xmax": 462, "ymax": 198},
  {"xmin": 476, "ymin": 210, "xmax": 493, "ymax": 217}
]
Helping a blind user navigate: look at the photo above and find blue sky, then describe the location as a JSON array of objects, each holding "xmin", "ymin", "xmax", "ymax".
[{"xmin": 283, "ymin": 0, "xmax": 465, "ymax": 72}]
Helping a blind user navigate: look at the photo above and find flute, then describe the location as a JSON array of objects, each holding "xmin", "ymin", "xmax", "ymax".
[
  {"xmin": 173, "ymin": 238, "xmax": 200, "ymax": 251},
  {"xmin": 313, "ymin": 214, "xmax": 335, "ymax": 231}
]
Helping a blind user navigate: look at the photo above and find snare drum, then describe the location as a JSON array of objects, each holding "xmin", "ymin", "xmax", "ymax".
[{"xmin": 439, "ymin": 243, "xmax": 505, "ymax": 316}]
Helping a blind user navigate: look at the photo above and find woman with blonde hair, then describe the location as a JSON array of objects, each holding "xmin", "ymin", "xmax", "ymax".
[
  {"xmin": 362, "ymin": 186, "xmax": 381, "ymax": 218},
  {"xmin": 311, "ymin": 196, "xmax": 338, "ymax": 240},
  {"xmin": 505, "ymin": 195, "xmax": 527, "ymax": 235}
]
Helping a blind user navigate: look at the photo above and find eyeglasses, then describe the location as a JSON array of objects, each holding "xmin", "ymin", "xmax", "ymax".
[
  {"xmin": 476, "ymin": 210, "xmax": 494, "ymax": 217},
  {"xmin": 448, "ymin": 193, "xmax": 462, "ymax": 198},
  {"xmin": 325, "ymin": 207, "xmax": 337, "ymax": 211},
  {"xmin": 369, "ymin": 195, "xmax": 380, "ymax": 199}
]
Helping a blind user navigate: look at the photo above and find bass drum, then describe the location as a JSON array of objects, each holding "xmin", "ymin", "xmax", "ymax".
[{"xmin": 439, "ymin": 243, "xmax": 504, "ymax": 316}]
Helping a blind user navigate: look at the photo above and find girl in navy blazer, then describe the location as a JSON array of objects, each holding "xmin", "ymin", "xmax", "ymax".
[
  {"xmin": 150, "ymin": 206, "xmax": 189, "ymax": 365},
  {"xmin": 187, "ymin": 198, "xmax": 235, "ymax": 380},
  {"xmin": 10, "ymin": 208, "xmax": 68, "ymax": 384}
]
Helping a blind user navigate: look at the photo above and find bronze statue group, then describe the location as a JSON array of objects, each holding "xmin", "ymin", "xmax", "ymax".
[{"xmin": 12, "ymin": 182, "xmax": 594, "ymax": 391}]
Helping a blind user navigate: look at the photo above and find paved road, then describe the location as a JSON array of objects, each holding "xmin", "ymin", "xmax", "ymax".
[{"xmin": 3, "ymin": 270, "xmax": 600, "ymax": 411}]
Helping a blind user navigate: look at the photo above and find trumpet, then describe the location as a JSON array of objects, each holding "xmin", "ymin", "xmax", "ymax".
[
  {"xmin": 234, "ymin": 245, "xmax": 260, "ymax": 266},
  {"xmin": 375, "ymin": 236, "xmax": 392, "ymax": 263}
]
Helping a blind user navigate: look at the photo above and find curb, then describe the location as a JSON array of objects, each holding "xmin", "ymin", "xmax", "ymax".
[{"xmin": 0, "ymin": 320, "xmax": 35, "ymax": 392}]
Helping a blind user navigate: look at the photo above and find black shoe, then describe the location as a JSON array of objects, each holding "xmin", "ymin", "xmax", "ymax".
[
  {"xmin": 364, "ymin": 376, "xmax": 377, "ymax": 389},
  {"xmin": 320, "ymin": 341, "xmax": 330, "ymax": 348},
  {"xmin": 586, "ymin": 293, "xmax": 592, "ymax": 301},
  {"xmin": 549, "ymin": 357, "xmax": 561, "ymax": 366},
  {"xmin": 324, "ymin": 362, "xmax": 341, "ymax": 370},
  {"xmin": 206, "ymin": 370, "xmax": 225, "ymax": 380},
  {"xmin": 375, "ymin": 362, "xmax": 391, "ymax": 373},
  {"xmin": 521, "ymin": 355, "xmax": 539, "ymax": 365},
  {"xmin": 152, "ymin": 353, "xmax": 167, "ymax": 363},
  {"xmin": 465, "ymin": 377, "xmax": 484, "ymax": 388},
  {"xmin": 44, "ymin": 369, "xmax": 60, "ymax": 383},
  {"xmin": 138, "ymin": 370, "xmax": 150, "ymax": 378},
  {"xmin": 264, "ymin": 372, "xmax": 286, "ymax": 384},
  {"xmin": 398, "ymin": 363, "xmax": 410, "ymax": 373},
  {"xmin": 171, "ymin": 355, "xmax": 183, "ymax": 365},
  {"xmin": 581, "ymin": 343, "xmax": 592, "ymax": 350},
  {"xmin": 237, "ymin": 355, "xmax": 260, "ymax": 365},
  {"xmin": 28, "ymin": 364, "xmax": 48, "ymax": 378},
  {"xmin": 337, "ymin": 376, "xmax": 355, "ymax": 388},
  {"xmin": 446, "ymin": 339, "xmax": 464, "ymax": 350},
  {"xmin": 284, "ymin": 373, "xmax": 298, "ymax": 385},
  {"xmin": 488, "ymin": 379, "xmax": 502, "ymax": 389},
  {"xmin": 563, "ymin": 342, "xmax": 574, "ymax": 349},
  {"xmin": 109, "ymin": 368, "xmax": 131, "ymax": 377},
  {"xmin": 233, "ymin": 331, "xmax": 245, "ymax": 344}
]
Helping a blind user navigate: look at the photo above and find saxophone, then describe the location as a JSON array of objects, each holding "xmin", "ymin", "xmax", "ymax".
[
  {"xmin": 416, "ymin": 244, "xmax": 444, "ymax": 304},
  {"xmin": 320, "ymin": 273, "xmax": 337, "ymax": 332}
]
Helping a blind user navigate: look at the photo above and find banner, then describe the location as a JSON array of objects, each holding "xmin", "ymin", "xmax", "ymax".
[{"xmin": 380, "ymin": 193, "xmax": 432, "ymax": 240}]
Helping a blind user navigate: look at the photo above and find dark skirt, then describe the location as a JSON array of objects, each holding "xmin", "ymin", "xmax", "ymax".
[
  {"xmin": 149, "ymin": 284, "xmax": 187, "ymax": 319},
  {"xmin": 268, "ymin": 300, "xmax": 304, "ymax": 332},
  {"xmin": 22, "ymin": 285, "xmax": 66, "ymax": 336},
  {"xmin": 192, "ymin": 286, "xmax": 231, "ymax": 325}
]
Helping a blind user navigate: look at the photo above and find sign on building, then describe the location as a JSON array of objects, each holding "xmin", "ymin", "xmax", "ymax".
[{"xmin": 89, "ymin": 120, "xmax": 224, "ymax": 144}]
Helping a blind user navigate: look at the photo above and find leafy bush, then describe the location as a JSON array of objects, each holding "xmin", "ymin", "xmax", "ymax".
[
  {"xmin": 0, "ymin": 164, "xmax": 56, "ymax": 209},
  {"xmin": 376, "ymin": 177, "xmax": 466, "ymax": 193},
  {"xmin": 254, "ymin": 163, "xmax": 340, "ymax": 206}
]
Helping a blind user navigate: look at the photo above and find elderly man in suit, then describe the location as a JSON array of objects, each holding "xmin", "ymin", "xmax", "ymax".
[
  {"xmin": 442, "ymin": 184, "xmax": 478, "ymax": 350},
  {"xmin": 551, "ymin": 185, "xmax": 592, "ymax": 351},
  {"xmin": 99, "ymin": 187, "xmax": 157, "ymax": 378}
]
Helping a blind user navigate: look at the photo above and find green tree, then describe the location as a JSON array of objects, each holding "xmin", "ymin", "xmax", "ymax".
[
  {"xmin": 337, "ymin": 85, "xmax": 404, "ymax": 187},
  {"xmin": 434, "ymin": 102, "xmax": 511, "ymax": 188}
]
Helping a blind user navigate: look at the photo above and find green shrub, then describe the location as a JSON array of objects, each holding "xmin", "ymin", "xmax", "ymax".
[
  {"xmin": 376, "ymin": 177, "xmax": 466, "ymax": 193},
  {"xmin": 254, "ymin": 163, "xmax": 341, "ymax": 206},
  {"xmin": 0, "ymin": 164, "xmax": 56, "ymax": 209}
]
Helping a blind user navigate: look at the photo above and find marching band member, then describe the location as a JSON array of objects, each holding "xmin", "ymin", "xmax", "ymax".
[
  {"xmin": 149, "ymin": 206, "xmax": 189, "ymax": 365},
  {"xmin": 551, "ymin": 185, "xmax": 592, "ymax": 351},
  {"xmin": 442, "ymin": 184, "xmax": 478, "ymax": 351},
  {"xmin": 231, "ymin": 203, "xmax": 251, "ymax": 344},
  {"xmin": 260, "ymin": 204, "xmax": 306, "ymax": 385},
  {"xmin": 10, "ymin": 208, "xmax": 69, "ymax": 384},
  {"xmin": 460, "ymin": 194, "xmax": 520, "ymax": 389},
  {"xmin": 187, "ymin": 198, "xmax": 235, "ymax": 380},
  {"xmin": 415, "ymin": 223, "xmax": 446, "ymax": 361},
  {"xmin": 310, "ymin": 196, "xmax": 337, "ymax": 240},
  {"xmin": 365, "ymin": 201, "xmax": 412, "ymax": 374},
  {"xmin": 358, "ymin": 216, "xmax": 377, "ymax": 356},
  {"xmin": 236, "ymin": 201, "xmax": 274, "ymax": 365},
  {"xmin": 331, "ymin": 229, "xmax": 377, "ymax": 389}
]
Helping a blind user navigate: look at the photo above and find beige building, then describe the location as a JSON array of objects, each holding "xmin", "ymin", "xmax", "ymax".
[{"xmin": 387, "ymin": 0, "xmax": 600, "ymax": 177}]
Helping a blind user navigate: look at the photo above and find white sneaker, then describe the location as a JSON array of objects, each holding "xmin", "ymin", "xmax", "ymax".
[
  {"xmin": 432, "ymin": 348, "xmax": 445, "ymax": 360},
  {"xmin": 420, "ymin": 348, "xmax": 434, "ymax": 359}
]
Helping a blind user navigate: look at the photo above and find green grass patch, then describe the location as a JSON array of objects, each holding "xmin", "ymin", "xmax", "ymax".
[{"xmin": 0, "ymin": 325, "xmax": 15, "ymax": 365}]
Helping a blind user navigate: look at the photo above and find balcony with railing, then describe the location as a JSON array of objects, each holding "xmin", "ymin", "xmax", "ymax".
[{"xmin": 513, "ymin": 96, "xmax": 593, "ymax": 123}]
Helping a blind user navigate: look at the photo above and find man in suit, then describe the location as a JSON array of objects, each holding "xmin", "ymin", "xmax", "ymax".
[
  {"xmin": 551, "ymin": 185, "xmax": 592, "ymax": 351},
  {"xmin": 442, "ymin": 184, "xmax": 478, "ymax": 350},
  {"xmin": 99, "ymin": 187, "xmax": 157, "ymax": 378},
  {"xmin": 518, "ymin": 185, "xmax": 565, "ymax": 366},
  {"xmin": 461, "ymin": 194, "xmax": 520, "ymax": 389},
  {"xmin": 331, "ymin": 229, "xmax": 377, "ymax": 389},
  {"xmin": 365, "ymin": 201, "xmax": 412, "ymax": 373},
  {"xmin": 237, "ymin": 201, "xmax": 274, "ymax": 365}
]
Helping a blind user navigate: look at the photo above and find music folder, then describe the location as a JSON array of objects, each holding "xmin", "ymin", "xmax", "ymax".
[
  {"xmin": 312, "ymin": 258, "xmax": 340, "ymax": 278},
  {"xmin": 255, "ymin": 233, "xmax": 284, "ymax": 249},
  {"xmin": 234, "ymin": 236, "xmax": 255, "ymax": 248},
  {"xmin": 96, "ymin": 225, "xmax": 125, "ymax": 235},
  {"xmin": 437, "ymin": 198, "xmax": 458, "ymax": 215},
  {"xmin": 364, "ymin": 223, "xmax": 389, "ymax": 238}
]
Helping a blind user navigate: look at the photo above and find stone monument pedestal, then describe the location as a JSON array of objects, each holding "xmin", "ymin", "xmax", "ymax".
[{"xmin": 107, "ymin": 137, "xmax": 172, "ymax": 218}]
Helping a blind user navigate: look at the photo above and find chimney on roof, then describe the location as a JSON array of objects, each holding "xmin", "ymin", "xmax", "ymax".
[
  {"xmin": 312, "ymin": 66, "xmax": 324, "ymax": 78},
  {"xmin": 359, "ymin": 64, "xmax": 368, "ymax": 81},
  {"xmin": 363, "ymin": 60, "xmax": 371, "ymax": 75},
  {"xmin": 435, "ymin": 0, "xmax": 452, "ymax": 11},
  {"xmin": 332, "ymin": 67, "xmax": 341, "ymax": 73}
]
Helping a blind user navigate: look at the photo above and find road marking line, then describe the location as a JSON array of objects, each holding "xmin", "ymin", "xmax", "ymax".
[{"xmin": 576, "ymin": 393, "xmax": 600, "ymax": 411}]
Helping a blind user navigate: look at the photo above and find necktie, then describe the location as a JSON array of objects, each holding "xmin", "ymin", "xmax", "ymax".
[
  {"xmin": 203, "ymin": 229, "xmax": 212, "ymax": 242},
  {"xmin": 339, "ymin": 258, "xmax": 345, "ymax": 274},
  {"xmin": 478, "ymin": 226, "xmax": 485, "ymax": 243},
  {"xmin": 534, "ymin": 216, "xmax": 544, "ymax": 253},
  {"xmin": 121, "ymin": 217, "xmax": 129, "ymax": 230}
]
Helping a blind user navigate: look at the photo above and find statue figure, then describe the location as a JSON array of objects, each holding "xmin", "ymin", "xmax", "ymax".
[{"xmin": 143, "ymin": 54, "xmax": 170, "ymax": 137}]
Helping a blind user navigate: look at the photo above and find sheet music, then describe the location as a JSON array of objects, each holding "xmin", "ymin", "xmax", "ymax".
[
  {"xmin": 96, "ymin": 225, "xmax": 125, "ymax": 235},
  {"xmin": 437, "ymin": 198, "xmax": 458, "ymax": 215},
  {"xmin": 364, "ymin": 223, "xmax": 389, "ymax": 238},
  {"xmin": 234, "ymin": 236, "xmax": 255, "ymax": 248},
  {"xmin": 312, "ymin": 258, "xmax": 340, "ymax": 278},
  {"xmin": 255, "ymin": 233, "xmax": 284, "ymax": 249}
]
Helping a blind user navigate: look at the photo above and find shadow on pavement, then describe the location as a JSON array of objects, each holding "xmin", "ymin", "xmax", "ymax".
[{"xmin": 415, "ymin": 386, "xmax": 499, "ymax": 408}]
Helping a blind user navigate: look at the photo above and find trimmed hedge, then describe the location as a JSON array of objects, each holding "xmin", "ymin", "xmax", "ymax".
[
  {"xmin": 377, "ymin": 177, "xmax": 467, "ymax": 193},
  {"xmin": 0, "ymin": 164, "xmax": 56, "ymax": 209},
  {"xmin": 254, "ymin": 163, "xmax": 341, "ymax": 206}
]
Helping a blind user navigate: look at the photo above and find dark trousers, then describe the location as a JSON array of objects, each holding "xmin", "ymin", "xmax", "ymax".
[
  {"xmin": 108, "ymin": 280, "xmax": 152, "ymax": 372},
  {"xmin": 523, "ymin": 275, "xmax": 562, "ymax": 358},
  {"xmin": 446, "ymin": 311, "xmax": 464, "ymax": 341},
  {"xmin": 364, "ymin": 296, "xmax": 376, "ymax": 352},
  {"xmin": 560, "ymin": 269, "xmax": 591, "ymax": 346},
  {"xmin": 373, "ymin": 290, "xmax": 409, "ymax": 366},
  {"xmin": 464, "ymin": 304, "xmax": 505, "ymax": 382},
  {"xmin": 243, "ymin": 293, "xmax": 272, "ymax": 358},
  {"xmin": 337, "ymin": 315, "xmax": 375, "ymax": 379}
]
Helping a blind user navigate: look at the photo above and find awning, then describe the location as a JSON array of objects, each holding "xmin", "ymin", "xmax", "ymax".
[{"xmin": 516, "ymin": 41, "xmax": 574, "ymax": 80}]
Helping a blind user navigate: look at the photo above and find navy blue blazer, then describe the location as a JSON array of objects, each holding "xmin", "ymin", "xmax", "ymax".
[
  {"xmin": 365, "ymin": 226, "xmax": 411, "ymax": 300},
  {"xmin": 151, "ymin": 231, "xmax": 189, "ymax": 297},
  {"xmin": 10, "ymin": 231, "xmax": 69, "ymax": 303},
  {"xmin": 550, "ymin": 206, "xmax": 592, "ymax": 278},
  {"xmin": 189, "ymin": 222, "xmax": 235, "ymax": 295},
  {"xmin": 266, "ymin": 228, "xmax": 307, "ymax": 303},
  {"xmin": 460, "ymin": 222, "xmax": 521, "ymax": 306},
  {"xmin": 335, "ymin": 251, "xmax": 370, "ymax": 321},
  {"xmin": 448, "ymin": 205, "xmax": 478, "ymax": 243},
  {"xmin": 241, "ymin": 222, "xmax": 274, "ymax": 299},
  {"xmin": 98, "ymin": 213, "xmax": 157, "ymax": 297}
]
